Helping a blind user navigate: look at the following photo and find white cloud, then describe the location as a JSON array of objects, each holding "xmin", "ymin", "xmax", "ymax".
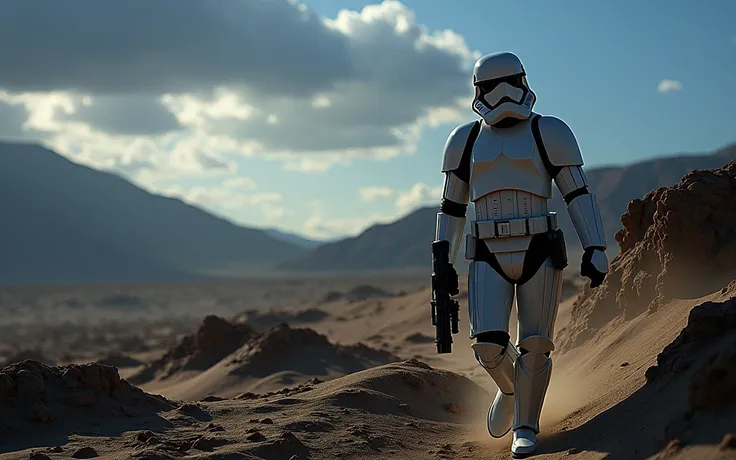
[
  {"xmin": 395, "ymin": 182, "xmax": 442, "ymax": 211},
  {"xmin": 281, "ymin": 154, "xmax": 351, "ymax": 173},
  {"xmin": 360, "ymin": 186, "xmax": 395, "ymax": 202},
  {"xmin": 224, "ymin": 177, "xmax": 257, "ymax": 190},
  {"xmin": 0, "ymin": 0, "xmax": 478, "ymax": 176},
  {"xmin": 302, "ymin": 181, "xmax": 442, "ymax": 239},
  {"xmin": 302, "ymin": 198, "xmax": 400, "ymax": 238},
  {"xmin": 657, "ymin": 79, "xmax": 682, "ymax": 93},
  {"xmin": 303, "ymin": 214, "xmax": 395, "ymax": 239},
  {"xmin": 163, "ymin": 180, "xmax": 287, "ymax": 224}
]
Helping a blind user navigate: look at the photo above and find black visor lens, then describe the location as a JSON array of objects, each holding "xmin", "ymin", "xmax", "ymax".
[{"xmin": 476, "ymin": 74, "xmax": 525, "ymax": 94}]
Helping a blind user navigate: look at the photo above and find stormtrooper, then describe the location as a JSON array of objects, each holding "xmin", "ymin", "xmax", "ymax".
[{"xmin": 433, "ymin": 52, "xmax": 608, "ymax": 457}]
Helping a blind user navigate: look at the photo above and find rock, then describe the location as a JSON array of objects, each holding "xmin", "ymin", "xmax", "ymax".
[
  {"xmin": 720, "ymin": 433, "xmax": 736, "ymax": 450},
  {"xmin": 246, "ymin": 431, "xmax": 266, "ymax": 442},
  {"xmin": 15, "ymin": 369, "xmax": 45, "ymax": 398},
  {"xmin": 28, "ymin": 404, "xmax": 56, "ymax": 423},
  {"xmin": 136, "ymin": 430, "xmax": 155, "ymax": 442},
  {"xmin": 191, "ymin": 436, "xmax": 227, "ymax": 450},
  {"xmin": 205, "ymin": 423, "xmax": 225, "ymax": 432},
  {"xmin": 70, "ymin": 389, "xmax": 98, "ymax": 407},
  {"xmin": 29, "ymin": 453, "xmax": 51, "ymax": 460},
  {"xmin": 0, "ymin": 373, "xmax": 14, "ymax": 398},
  {"xmin": 71, "ymin": 446, "xmax": 98, "ymax": 458}
]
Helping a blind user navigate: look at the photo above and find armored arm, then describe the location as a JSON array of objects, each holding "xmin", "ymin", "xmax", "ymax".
[
  {"xmin": 430, "ymin": 121, "xmax": 476, "ymax": 354},
  {"xmin": 436, "ymin": 120, "xmax": 477, "ymax": 264},
  {"xmin": 535, "ymin": 116, "xmax": 608, "ymax": 286}
]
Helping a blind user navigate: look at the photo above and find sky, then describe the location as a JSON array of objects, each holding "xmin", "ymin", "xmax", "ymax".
[{"xmin": 0, "ymin": 0, "xmax": 734, "ymax": 241}]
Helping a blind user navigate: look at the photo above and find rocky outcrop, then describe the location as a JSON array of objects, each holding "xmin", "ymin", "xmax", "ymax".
[
  {"xmin": 128, "ymin": 315, "xmax": 255, "ymax": 384},
  {"xmin": 0, "ymin": 360, "xmax": 173, "ymax": 450},
  {"xmin": 559, "ymin": 161, "xmax": 736, "ymax": 350},
  {"xmin": 227, "ymin": 323, "xmax": 399, "ymax": 376},
  {"xmin": 645, "ymin": 286, "xmax": 736, "ymax": 411}
]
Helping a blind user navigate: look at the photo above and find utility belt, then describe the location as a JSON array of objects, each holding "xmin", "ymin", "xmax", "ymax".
[
  {"xmin": 469, "ymin": 212, "xmax": 558, "ymax": 239},
  {"xmin": 465, "ymin": 212, "xmax": 567, "ymax": 269}
]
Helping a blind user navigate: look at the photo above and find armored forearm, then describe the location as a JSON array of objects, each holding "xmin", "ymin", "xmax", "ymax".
[
  {"xmin": 554, "ymin": 166, "xmax": 606, "ymax": 250},
  {"xmin": 436, "ymin": 171, "xmax": 469, "ymax": 264}
]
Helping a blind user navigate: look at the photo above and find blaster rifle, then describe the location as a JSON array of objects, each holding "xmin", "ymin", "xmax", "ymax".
[{"xmin": 430, "ymin": 240, "xmax": 460, "ymax": 354}]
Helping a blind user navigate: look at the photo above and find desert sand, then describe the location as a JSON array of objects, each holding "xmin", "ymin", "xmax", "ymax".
[{"xmin": 2, "ymin": 161, "xmax": 736, "ymax": 460}]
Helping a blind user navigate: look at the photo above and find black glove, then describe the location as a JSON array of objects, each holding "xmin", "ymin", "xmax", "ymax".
[
  {"xmin": 581, "ymin": 247, "xmax": 606, "ymax": 288},
  {"xmin": 445, "ymin": 263, "xmax": 459, "ymax": 296}
]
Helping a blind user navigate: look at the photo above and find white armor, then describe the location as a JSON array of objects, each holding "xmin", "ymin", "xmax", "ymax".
[{"xmin": 434, "ymin": 52, "xmax": 608, "ymax": 457}]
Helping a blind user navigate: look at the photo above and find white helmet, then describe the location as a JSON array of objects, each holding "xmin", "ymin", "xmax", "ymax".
[{"xmin": 471, "ymin": 52, "xmax": 536, "ymax": 127}]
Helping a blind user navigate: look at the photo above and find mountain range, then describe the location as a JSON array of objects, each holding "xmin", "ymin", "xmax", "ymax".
[
  {"xmin": 282, "ymin": 142, "xmax": 736, "ymax": 272},
  {"xmin": 0, "ymin": 142, "xmax": 308, "ymax": 284},
  {"xmin": 2, "ymin": 141, "xmax": 734, "ymax": 284}
]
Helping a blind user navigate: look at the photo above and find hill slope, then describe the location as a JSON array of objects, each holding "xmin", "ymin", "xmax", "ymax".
[
  {"xmin": 0, "ymin": 142, "xmax": 306, "ymax": 284},
  {"xmin": 264, "ymin": 228, "xmax": 323, "ymax": 249},
  {"xmin": 283, "ymin": 142, "xmax": 736, "ymax": 272},
  {"xmin": 281, "ymin": 207, "xmax": 438, "ymax": 272}
]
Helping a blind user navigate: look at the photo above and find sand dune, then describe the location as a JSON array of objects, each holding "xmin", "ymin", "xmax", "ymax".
[
  {"xmin": 3, "ymin": 359, "xmax": 489, "ymax": 460},
  {"xmin": 133, "ymin": 320, "xmax": 400, "ymax": 401},
  {"xmin": 128, "ymin": 315, "xmax": 257, "ymax": 386}
]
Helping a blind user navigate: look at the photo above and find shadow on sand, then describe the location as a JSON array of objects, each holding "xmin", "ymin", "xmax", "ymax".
[{"xmin": 537, "ymin": 374, "xmax": 733, "ymax": 459}]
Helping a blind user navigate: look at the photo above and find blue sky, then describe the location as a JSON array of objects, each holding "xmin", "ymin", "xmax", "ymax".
[
  {"xmin": 0, "ymin": 1, "xmax": 733, "ymax": 240},
  {"xmin": 237, "ymin": 0, "xmax": 735, "ymax": 238}
]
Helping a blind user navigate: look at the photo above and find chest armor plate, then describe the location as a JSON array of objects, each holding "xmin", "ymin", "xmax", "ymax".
[{"xmin": 468, "ymin": 118, "xmax": 552, "ymax": 201}]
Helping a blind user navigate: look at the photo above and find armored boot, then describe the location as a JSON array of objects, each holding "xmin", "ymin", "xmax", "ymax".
[
  {"xmin": 471, "ymin": 340, "xmax": 520, "ymax": 438},
  {"xmin": 511, "ymin": 336, "xmax": 554, "ymax": 458}
]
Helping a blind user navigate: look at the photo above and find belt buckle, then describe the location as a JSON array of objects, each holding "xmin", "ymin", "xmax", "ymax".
[{"xmin": 495, "ymin": 220, "xmax": 511, "ymax": 237}]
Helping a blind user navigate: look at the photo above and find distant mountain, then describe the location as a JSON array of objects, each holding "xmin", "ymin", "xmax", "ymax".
[
  {"xmin": 279, "ymin": 207, "xmax": 436, "ymax": 272},
  {"xmin": 0, "ymin": 142, "xmax": 307, "ymax": 284},
  {"xmin": 281, "ymin": 143, "xmax": 736, "ymax": 272},
  {"xmin": 264, "ymin": 228, "xmax": 323, "ymax": 249}
]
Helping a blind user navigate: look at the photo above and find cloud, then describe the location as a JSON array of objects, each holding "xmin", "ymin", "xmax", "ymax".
[
  {"xmin": 395, "ymin": 182, "xmax": 442, "ymax": 211},
  {"xmin": 302, "ymin": 198, "xmax": 400, "ymax": 238},
  {"xmin": 0, "ymin": 0, "xmax": 351, "ymax": 97},
  {"xmin": 303, "ymin": 180, "xmax": 442, "ymax": 239},
  {"xmin": 0, "ymin": 0, "xmax": 477, "ymax": 177},
  {"xmin": 61, "ymin": 95, "xmax": 183, "ymax": 136},
  {"xmin": 360, "ymin": 186, "xmax": 395, "ymax": 202},
  {"xmin": 163, "ymin": 180, "xmax": 286, "ymax": 224},
  {"xmin": 303, "ymin": 214, "xmax": 395, "ymax": 239},
  {"xmin": 224, "ymin": 177, "xmax": 258, "ymax": 190},
  {"xmin": 0, "ymin": 97, "xmax": 32, "ymax": 140},
  {"xmin": 657, "ymin": 79, "xmax": 682, "ymax": 93}
]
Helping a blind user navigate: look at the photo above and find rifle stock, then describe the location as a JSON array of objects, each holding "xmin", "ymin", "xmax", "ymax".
[{"xmin": 431, "ymin": 240, "xmax": 460, "ymax": 354}]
